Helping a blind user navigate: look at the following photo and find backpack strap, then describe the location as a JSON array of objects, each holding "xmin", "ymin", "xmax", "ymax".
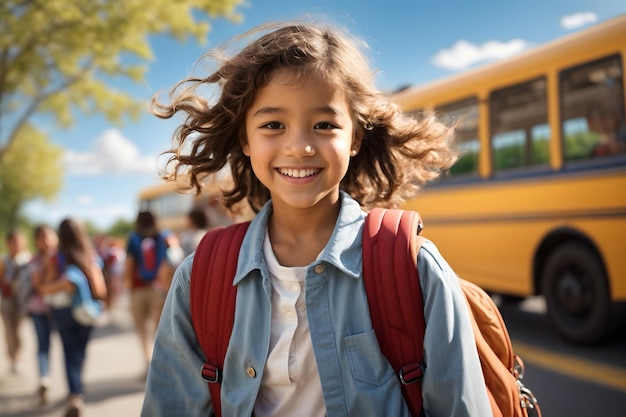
[
  {"xmin": 362, "ymin": 208, "xmax": 426, "ymax": 416},
  {"xmin": 190, "ymin": 222, "xmax": 250, "ymax": 417}
]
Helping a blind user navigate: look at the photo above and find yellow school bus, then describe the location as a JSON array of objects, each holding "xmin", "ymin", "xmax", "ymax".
[
  {"xmin": 394, "ymin": 15, "xmax": 626, "ymax": 344},
  {"xmin": 137, "ymin": 172, "xmax": 249, "ymax": 234},
  {"xmin": 137, "ymin": 180, "xmax": 197, "ymax": 232}
]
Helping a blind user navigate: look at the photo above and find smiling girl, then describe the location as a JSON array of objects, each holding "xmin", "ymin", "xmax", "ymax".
[{"xmin": 142, "ymin": 19, "xmax": 492, "ymax": 417}]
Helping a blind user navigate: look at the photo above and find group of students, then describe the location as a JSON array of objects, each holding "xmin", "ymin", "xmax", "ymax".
[
  {"xmin": 0, "ymin": 206, "xmax": 210, "ymax": 416},
  {"xmin": 0, "ymin": 220, "xmax": 108, "ymax": 417}
]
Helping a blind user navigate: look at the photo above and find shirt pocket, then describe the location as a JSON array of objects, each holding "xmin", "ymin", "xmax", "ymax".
[{"xmin": 344, "ymin": 329, "xmax": 395, "ymax": 385}]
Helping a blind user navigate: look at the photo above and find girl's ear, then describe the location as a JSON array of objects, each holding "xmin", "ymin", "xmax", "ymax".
[
  {"xmin": 351, "ymin": 130, "xmax": 363, "ymax": 156},
  {"xmin": 242, "ymin": 142, "xmax": 250, "ymax": 156}
]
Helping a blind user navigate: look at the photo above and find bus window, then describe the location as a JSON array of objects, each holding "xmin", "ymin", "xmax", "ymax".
[
  {"xmin": 490, "ymin": 78, "xmax": 550, "ymax": 172},
  {"xmin": 531, "ymin": 124, "xmax": 550, "ymax": 164},
  {"xmin": 139, "ymin": 192, "xmax": 194, "ymax": 222},
  {"xmin": 437, "ymin": 98, "xmax": 480, "ymax": 177},
  {"xmin": 561, "ymin": 55, "xmax": 626, "ymax": 162}
]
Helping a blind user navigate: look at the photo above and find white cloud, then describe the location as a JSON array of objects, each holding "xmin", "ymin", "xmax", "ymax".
[
  {"xmin": 431, "ymin": 38, "xmax": 529, "ymax": 71},
  {"xmin": 23, "ymin": 198, "xmax": 135, "ymax": 229},
  {"xmin": 64, "ymin": 129, "xmax": 158, "ymax": 176},
  {"xmin": 561, "ymin": 12, "xmax": 598, "ymax": 30},
  {"xmin": 77, "ymin": 195, "xmax": 93, "ymax": 206}
]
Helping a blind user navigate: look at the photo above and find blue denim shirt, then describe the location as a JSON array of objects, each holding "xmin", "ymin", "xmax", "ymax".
[{"xmin": 142, "ymin": 192, "xmax": 492, "ymax": 417}]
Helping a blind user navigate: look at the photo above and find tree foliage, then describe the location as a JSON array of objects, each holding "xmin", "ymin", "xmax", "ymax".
[
  {"xmin": 106, "ymin": 218, "xmax": 134, "ymax": 239},
  {"xmin": 0, "ymin": 0, "xmax": 243, "ymax": 236},
  {"xmin": 0, "ymin": 124, "xmax": 63, "ymax": 232},
  {"xmin": 0, "ymin": 0, "xmax": 243, "ymax": 158}
]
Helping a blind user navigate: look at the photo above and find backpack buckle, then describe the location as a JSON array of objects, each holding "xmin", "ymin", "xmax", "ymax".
[
  {"xmin": 399, "ymin": 362, "xmax": 425, "ymax": 385},
  {"xmin": 201, "ymin": 363, "xmax": 221, "ymax": 383}
]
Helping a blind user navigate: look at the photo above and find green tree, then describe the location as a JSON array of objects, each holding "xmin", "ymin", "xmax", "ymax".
[
  {"xmin": 0, "ymin": 0, "xmax": 244, "ymax": 234},
  {"xmin": 107, "ymin": 218, "xmax": 134, "ymax": 239},
  {"xmin": 0, "ymin": 0, "xmax": 243, "ymax": 157},
  {"xmin": 83, "ymin": 220, "xmax": 102, "ymax": 237},
  {"xmin": 0, "ymin": 125, "xmax": 63, "ymax": 232}
]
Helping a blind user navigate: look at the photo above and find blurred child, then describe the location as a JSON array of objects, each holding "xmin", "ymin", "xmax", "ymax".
[
  {"xmin": 124, "ymin": 211, "xmax": 168, "ymax": 375},
  {"xmin": 156, "ymin": 231, "xmax": 185, "ymax": 294},
  {"xmin": 26, "ymin": 225, "xmax": 59, "ymax": 406},
  {"xmin": 0, "ymin": 229, "xmax": 31, "ymax": 374},
  {"xmin": 94, "ymin": 235, "xmax": 127, "ymax": 309},
  {"xmin": 180, "ymin": 206, "xmax": 209, "ymax": 257}
]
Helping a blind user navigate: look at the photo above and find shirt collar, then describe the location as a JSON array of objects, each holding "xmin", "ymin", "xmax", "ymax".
[{"xmin": 233, "ymin": 191, "xmax": 365, "ymax": 285}]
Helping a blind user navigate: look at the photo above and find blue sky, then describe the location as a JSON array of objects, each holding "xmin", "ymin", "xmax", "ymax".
[{"xmin": 23, "ymin": 0, "xmax": 626, "ymax": 229}]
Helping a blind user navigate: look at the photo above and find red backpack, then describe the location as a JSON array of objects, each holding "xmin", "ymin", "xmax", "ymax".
[{"xmin": 190, "ymin": 208, "xmax": 541, "ymax": 417}]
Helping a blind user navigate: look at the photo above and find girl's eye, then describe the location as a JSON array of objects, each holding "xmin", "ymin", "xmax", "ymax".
[
  {"xmin": 314, "ymin": 122, "xmax": 337, "ymax": 130},
  {"xmin": 262, "ymin": 121, "xmax": 284, "ymax": 129}
]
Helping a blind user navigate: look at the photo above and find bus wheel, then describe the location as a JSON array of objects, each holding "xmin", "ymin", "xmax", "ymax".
[{"xmin": 541, "ymin": 242, "xmax": 610, "ymax": 345}]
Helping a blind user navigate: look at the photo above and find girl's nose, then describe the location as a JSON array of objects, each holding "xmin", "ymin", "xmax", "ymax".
[{"xmin": 285, "ymin": 130, "xmax": 316, "ymax": 157}]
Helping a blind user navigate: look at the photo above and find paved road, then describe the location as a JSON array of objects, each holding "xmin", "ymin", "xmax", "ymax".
[{"xmin": 0, "ymin": 294, "xmax": 146, "ymax": 417}]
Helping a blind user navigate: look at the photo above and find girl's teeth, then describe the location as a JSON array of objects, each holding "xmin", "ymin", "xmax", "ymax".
[{"xmin": 280, "ymin": 168, "xmax": 317, "ymax": 178}]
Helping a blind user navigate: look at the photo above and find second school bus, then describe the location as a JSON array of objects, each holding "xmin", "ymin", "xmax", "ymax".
[{"xmin": 393, "ymin": 15, "xmax": 626, "ymax": 344}]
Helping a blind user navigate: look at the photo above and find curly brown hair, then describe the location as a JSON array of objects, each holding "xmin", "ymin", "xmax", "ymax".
[{"xmin": 153, "ymin": 19, "xmax": 457, "ymax": 213}]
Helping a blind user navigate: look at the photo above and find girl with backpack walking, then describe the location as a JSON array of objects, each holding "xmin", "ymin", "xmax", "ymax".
[
  {"xmin": 142, "ymin": 19, "xmax": 492, "ymax": 417},
  {"xmin": 38, "ymin": 218, "xmax": 107, "ymax": 417}
]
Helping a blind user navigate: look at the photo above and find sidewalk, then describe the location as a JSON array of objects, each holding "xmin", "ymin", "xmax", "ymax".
[{"xmin": 0, "ymin": 294, "xmax": 146, "ymax": 417}]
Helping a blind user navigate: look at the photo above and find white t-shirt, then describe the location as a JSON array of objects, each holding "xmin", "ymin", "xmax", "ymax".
[{"xmin": 253, "ymin": 231, "xmax": 325, "ymax": 417}]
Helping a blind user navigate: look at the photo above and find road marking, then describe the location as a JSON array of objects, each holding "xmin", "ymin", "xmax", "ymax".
[{"xmin": 513, "ymin": 340, "xmax": 626, "ymax": 393}]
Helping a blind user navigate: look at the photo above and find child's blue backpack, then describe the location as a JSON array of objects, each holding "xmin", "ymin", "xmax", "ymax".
[{"xmin": 129, "ymin": 233, "xmax": 165, "ymax": 282}]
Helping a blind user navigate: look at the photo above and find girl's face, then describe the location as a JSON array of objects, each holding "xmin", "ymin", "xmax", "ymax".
[
  {"xmin": 36, "ymin": 229, "xmax": 58, "ymax": 253},
  {"xmin": 244, "ymin": 69, "xmax": 358, "ymax": 212},
  {"xmin": 7, "ymin": 234, "xmax": 26, "ymax": 256}
]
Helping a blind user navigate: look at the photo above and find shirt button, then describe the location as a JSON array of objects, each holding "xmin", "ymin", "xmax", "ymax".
[
  {"xmin": 290, "ymin": 283, "xmax": 299, "ymax": 292},
  {"xmin": 246, "ymin": 366, "xmax": 256, "ymax": 378},
  {"xmin": 286, "ymin": 312, "xmax": 295, "ymax": 321},
  {"xmin": 314, "ymin": 265, "xmax": 324, "ymax": 274}
]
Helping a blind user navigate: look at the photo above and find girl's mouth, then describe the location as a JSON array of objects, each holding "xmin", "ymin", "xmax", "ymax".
[{"xmin": 277, "ymin": 168, "xmax": 320, "ymax": 178}]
